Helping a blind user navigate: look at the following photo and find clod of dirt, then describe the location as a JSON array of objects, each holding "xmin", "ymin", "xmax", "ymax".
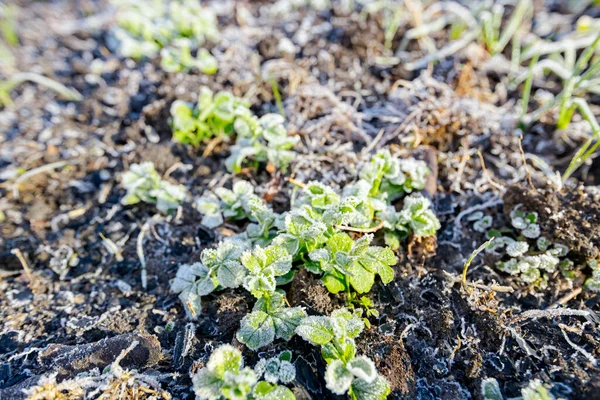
[
  {"xmin": 287, "ymin": 269, "xmax": 335, "ymax": 315},
  {"xmin": 357, "ymin": 331, "xmax": 416, "ymax": 398},
  {"xmin": 504, "ymin": 184, "xmax": 600, "ymax": 262},
  {"xmin": 38, "ymin": 333, "xmax": 161, "ymax": 378}
]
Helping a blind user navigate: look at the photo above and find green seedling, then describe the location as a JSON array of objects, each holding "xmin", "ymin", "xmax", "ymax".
[
  {"xmin": 296, "ymin": 308, "xmax": 390, "ymax": 400},
  {"xmin": 120, "ymin": 162, "xmax": 186, "ymax": 214}
]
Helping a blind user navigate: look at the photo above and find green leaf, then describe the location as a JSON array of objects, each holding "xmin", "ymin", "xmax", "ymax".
[
  {"xmin": 296, "ymin": 316, "xmax": 335, "ymax": 345},
  {"xmin": 481, "ymin": 378, "xmax": 504, "ymax": 400},
  {"xmin": 252, "ymin": 381, "xmax": 296, "ymax": 400},
  {"xmin": 350, "ymin": 375, "xmax": 391, "ymax": 400},
  {"xmin": 192, "ymin": 368, "xmax": 223, "ymax": 400},
  {"xmin": 347, "ymin": 261, "xmax": 375, "ymax": 294},
  {"xmin": 347, "ymin": 356, "xmax": 377, "ymax": 383},
  {"xmin": 324, "ymin": 359, "xmax": 354, "ymax": 395},
  {"xmin": 271, "ymin": 305, "xmax": 307, "ymax": 341},
  {"xmin": 322, "ymin": 268, "xmax": 347, "ymax": 294},
  {"xmin": 327, "ymin": 233, "xmax": 354, "ymax": 254},
  {"xmin": 206, "ymin": 344, "xmax": 244, "ymax": 377},
  {"xmin": 237, "ymin": 310, "xmax": 275, "ymax": 351}
]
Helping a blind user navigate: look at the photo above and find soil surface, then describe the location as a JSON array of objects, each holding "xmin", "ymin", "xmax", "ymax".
[{"xmin": 1, "ymin": 1, "xmax": 600, "ymax": 400}]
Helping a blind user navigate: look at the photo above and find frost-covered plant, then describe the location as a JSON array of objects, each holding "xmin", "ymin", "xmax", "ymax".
[
  {"xmin": 481, "ymin": 377, "xmax": 503, "ymax": 400},
  {"xmin": 481, "ymin": 377, "xmax": 556, "ymax": 400},
  {"xmin": 196, "ymin": 180, "xmax": 257, "ymax": 228},
  {"xmin": 296, "ymin": 308, "xmax": 390, "ymax": 400},
  {"xmin": 226, "ymin": 113, "xmax": 299, "ymax": 173},
  {"xmin": 379, "ymin": 194, "xmax": 441, "ymax": 250},
  {"xmin": 236, "ymin": 245, "xmax": 307, "ymax": 350},
  {"xmin": 309, "ymin": 233, "xmax": 395, "ymax": 296},
  {"xmin": 111, "ymin": 0, "xmax": 218, "ymax": 73},
  {"xmin": 171, "ymin": 239, "xmax": 249, "ymax": 318},
  {"xmin": 254, "ymin": 351, "xmax": 296, "ymax": 384},
  {"xmin": 120, "ymin": 162, "xmax": 186, "ymax": 214},
  {"xmin": 359, "ymin": 149, "xmax": 429, "ymax": 200},
  {"xmin": 171, "ymin": 87, "xmax": 251, "ymax": 146},
  {"xmin": 481, "ymin": 206, "xmax": 572, "ymax": 286},
  {"xmin": 160, "ymin": 40, "xmax": 217, "ymax": 74},
  {"xmin": 510, "ymin": 205, "xmax": 540, "ymax": 239},
  {"xmin": 584, "ymin": 259, "xmax": 600, "ymax": 292},
  {"xmin": 192, "ymin": 344, "xmax": 295, "ymax": 400}
]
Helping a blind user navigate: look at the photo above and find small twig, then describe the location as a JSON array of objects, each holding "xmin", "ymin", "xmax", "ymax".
[
  {"xmin": 202, "ymin": 136, "xmax": 224, "ymax": 158},
  {"xmin": 518, "ymin": 135, "xmax": 535, "ymax": 190},
  {"xmin": 334, "ymin": 220, "xmax": 385, "ymax": 233},
  {"xmin": 287, "ymin": 177, "xmax": 306, "ymax": 188},
  {"xmin": 163, "ymin": 162, "xmax": 192, "ymax": 179},
  {"xmin": 547, "ymin": 287, "xmax": 583, "ymax": 309},
  {"xmin": 512, "ymin": 308, "xmax": 598, "ymax": 324},
  {"xmin": 12, "ymin": 161, "xmax": 68, "ymax": 199},
  {"xmin": 137, "ymin": 221, "xmax": 151, "ymax": 290},
  {"xmin": 462, "ymin": 238, "xmax": 494, "ymax": 294},
  {"xmin": 477, "ymin": 149, "xmax": 505, "ymax": 191},
  {"xmin": 559, "ymin": 323, "xmax": 598, "ymax": 366},
  {"xmin": 10, "ymin": 248, "xmax": 37, "ymax": 289}
]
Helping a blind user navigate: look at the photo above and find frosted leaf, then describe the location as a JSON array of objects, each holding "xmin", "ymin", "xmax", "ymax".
[
  {"xmin": 520, "ymin": 267, "xmax": 541, "ymax": 283},
  {"xmin": 221, "ymin": 368, "xmax": 257, "ymax": 400},
  {"xmin": 278, "ymin": 361, "xmax": 296, "ymax": 384},
  {"xmin": 296, "ymin": 316, "xmax": 335, "ymax": 345},
  {"xmin": 252, "ymin": 381, "xmax": 295, "ymax": 400},
  {"xmin": 243, "ymin": 274, "xmax": 276, "ymax": 298},
  {"xmin": 271, "ymin": 305, "xmax": 307, "ymax": 341},
  {"xmin": 521, "ymin": 379, "xmax": 554, "ymax": 400},
  {"xmin": 466, "ymin": 211, "xmax": 484, "ymax": 221},
  {"xmin": 506, "ymin": 241, "xmax": 529, "ymax": 258},
  {"xmin": 481, "ymin": 378, "xmax": 503, "ymax": 400},
  {"xmin": 192, "ymin": 368, "xmax": 222, "ymax": 400},
  {"xmin": 552, "ymin": 243, "xmax": 570, "ymax": 257},
  {"xmin": 350, "ymin": 375, "xmax": 391, "ymax": 400},
  {"xmin": 196, "ymin": 193, "xmax": 223, "ymax": 228},
  {"xmin": 511, "ymin": 217, "xmax": 527, "ymax": 230},
  {"xmin": 206, "ymin": 344, "xmax": 244, "ymax": 377},
  {"xmin": 324, "ymin": 360, "xmax": 354, "ymax": 395},
  {"xmin": 263, "ymin": 359, "xmax": 280, "ymax": 383},
  {"xmin": 474, "ymin": 216, "xmax": 493, "ymax": 233},
  {"xmin": 496, "ymin": 259, "xmax": 519, "ymax": 275},
  {"xmin": 237, "ymin": 311, "xmax": 275, "ymax": 350},
  {"xmin": 522, "ymin": 224, "xmax": 541, "ymax": 239},
  {"xmin": 254, "ymin": 358, "xmax": 267, "ymax": 377},
  {"xmin": 536, "ymin": 236, "xmax": 550, "ymax": 251},
  {"xmin": 347, "ymin": 356, "xmax": 377, "ymax": 383}
]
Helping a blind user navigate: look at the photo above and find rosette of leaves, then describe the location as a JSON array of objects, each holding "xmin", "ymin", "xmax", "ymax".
[
  {"xmin": 120, "ymin": 162, "xmax": 186, "ymax": 214},
  {"xmin": 254, "ymin": 351, "xmax": 296, "ymax": 384},
  {"xmin": 237, "ymin": 292, "xmax": 306, "ymax": 351},
  {"xmin": 360, "ymin": 149, "xmax": 429, "ymax": 200},
  {"xmin": 378, "ymin": 194, "xmax": 441, "ymax": 250},
  {"xmin": 296, "ymin": 308, "xmax": 390, "ymax": 400},
  {"xmin": 309, "ymin": 233, "xmax": 396, "ymax": 295},
  {"xmin": 241, "ymin": 245, "xmax": 293, "ymax": 299},
  {"xmin": 510, "ymin": 205, "xmax": 541, "ymax": 239},
  {"xmin": 273, "ymin": 206, "xmax": 328, "ymax": 257},
  {"xmin": 171, "ymin": 240, "xmax": 248, "ymax": 318},
  {"xmin": 192, "ymin": 344, "xmax": 295, "ymax": 400},
  {"xmin": 299, "ymin": 181, "xmax": 341, "ymax": 211},
  {"xmin": 112, "ymin": 0, "xmax": 218, "ymax": 62},
  {"xmin": 226, "ymin": 113, "xmax": 299, "ymax": 173},
  {"xmin": 171, "ymin": 87, "xmax": 251, "ymax": 146},
  {"xmin": 245, "ymin": 196, "xmax": 283, "ymax": 245},
  {"xmin": 196, "ymin": 180, "xmax": 256, "ymax": 228},
  {"xmin": 236, "ymin": 245, "xmax": 306, "ymax": 350},
  {"xmin": 160, "ymin": 39, "xmax": 217, "ymax": 74}
]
